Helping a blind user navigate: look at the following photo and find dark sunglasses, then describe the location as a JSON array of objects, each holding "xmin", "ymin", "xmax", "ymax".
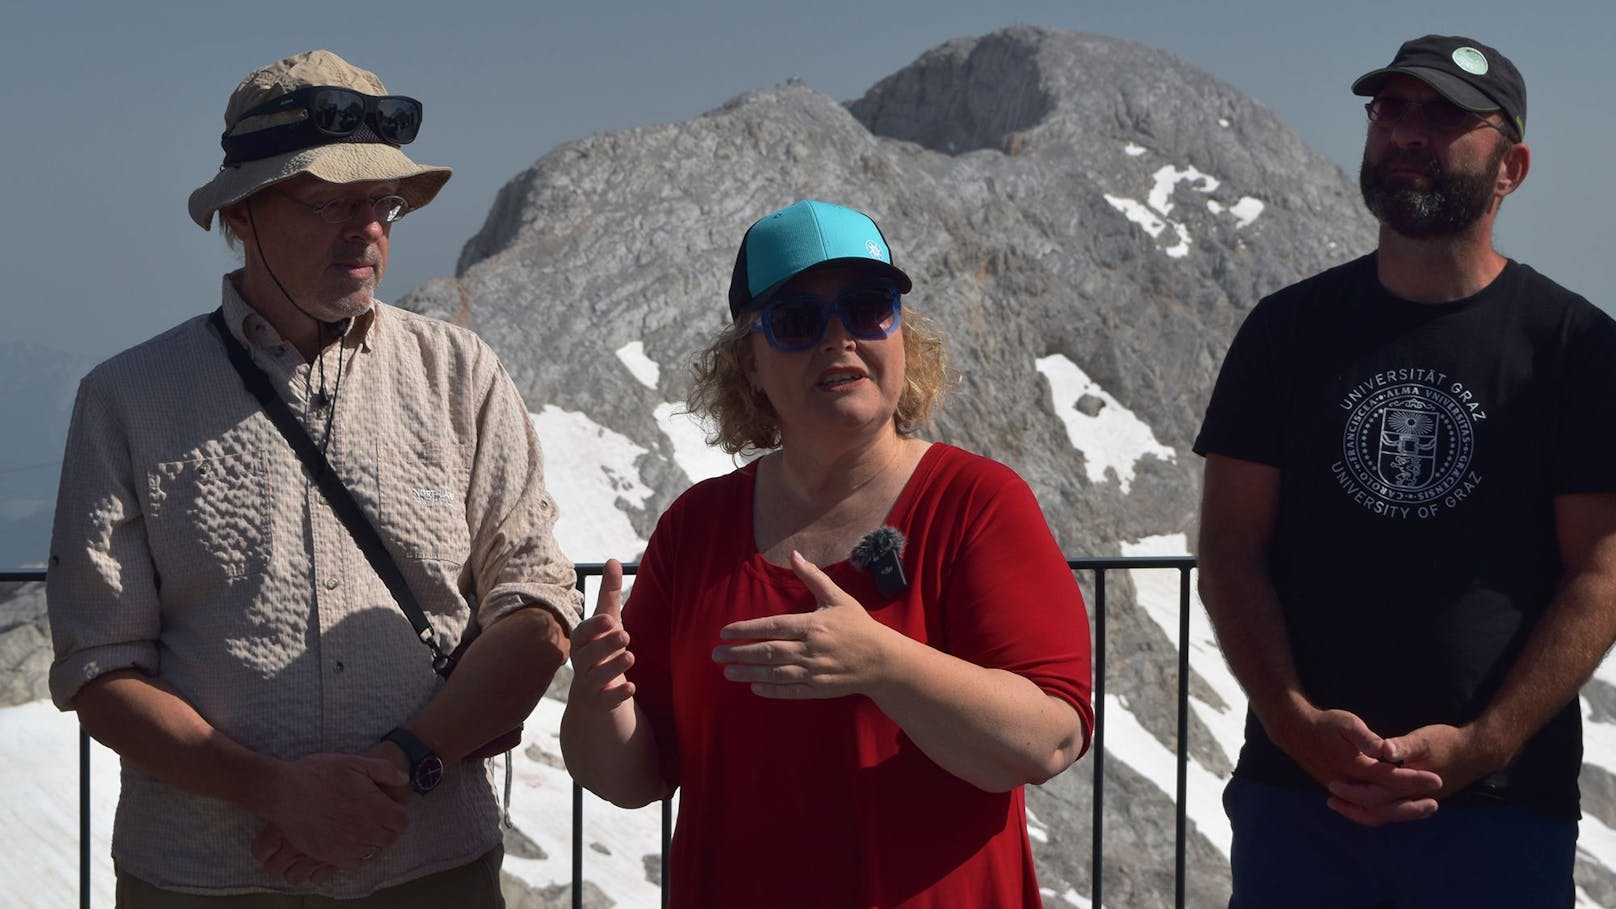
[
  {"xmin": 751, "ymin": 284, "xmax": 902, "ymax": 353},
  {"xmin": 1364, "ymin": 97, "xmax": 1510, "ymax": 138},
  {"xmin": 221, "ymin": 86, "xmax": 423, "ymax": 164}
]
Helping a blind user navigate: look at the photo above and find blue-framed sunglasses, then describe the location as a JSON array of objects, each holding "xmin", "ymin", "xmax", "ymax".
[{"xmin": 750, "ymin": 283, "xmax": 903, "ymax": 353}]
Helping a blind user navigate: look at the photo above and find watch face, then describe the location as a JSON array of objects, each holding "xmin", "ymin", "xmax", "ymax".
[{"xmin": 412, "ymin": 754, "xmax": 445, "ymax": 794}]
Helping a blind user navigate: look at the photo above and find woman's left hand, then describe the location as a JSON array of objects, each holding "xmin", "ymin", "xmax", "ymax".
[
  {"xmin": 712, "ymin": 551, "xmax": 899, "ymax": 699},
  {"xmin": 718, "ymin": 552, "xmax": 1085, "ymax": 789}
]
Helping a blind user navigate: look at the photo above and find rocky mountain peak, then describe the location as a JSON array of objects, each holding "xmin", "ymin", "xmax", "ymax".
[{"xmin": 406, "ymin": 26, "xmax": 1373, "ymax": 551}]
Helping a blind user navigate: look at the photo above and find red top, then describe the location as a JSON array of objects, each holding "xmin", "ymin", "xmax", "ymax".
[{"xmin": 624, "ymin": 443, "xmax": 1094, "ymax": 908}]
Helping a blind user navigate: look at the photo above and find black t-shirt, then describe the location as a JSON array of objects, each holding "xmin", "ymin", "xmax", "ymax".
[{"xmin": 1195, "ymin": 254, "xmax": 1616, "ymax": 817}]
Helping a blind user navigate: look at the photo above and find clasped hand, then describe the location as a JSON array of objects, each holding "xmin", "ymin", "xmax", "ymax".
[
  {"xmin": 1276, "ymin": 706, "xmax": 1504, "ymax": 827},
  {"xmin": 711, "ymin": 551, "xmax": 896, "ymax": 699},
  {"xmin": 249, "ymin": 751, "xmax": 411, "ymax": 884}
]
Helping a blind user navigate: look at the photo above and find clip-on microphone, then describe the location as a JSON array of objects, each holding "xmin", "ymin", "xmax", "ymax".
[{"xmin": 850, "ymin": 525, "xmax": 909, "ymax": 599}]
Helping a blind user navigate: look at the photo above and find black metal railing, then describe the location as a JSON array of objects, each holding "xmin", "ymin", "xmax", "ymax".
[
  {"xmin": 6, "ymin": 555, "xmax": 1201, "ymax": 909},
  {"xmin": 1076, "ymin": 557, "xmax": 1198, "ymax": 909}
]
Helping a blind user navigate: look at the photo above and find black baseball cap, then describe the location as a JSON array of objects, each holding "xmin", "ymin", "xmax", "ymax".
[{"xmin": 1352, "ymin": 35, "xmax": 1526, "ymax": 140}]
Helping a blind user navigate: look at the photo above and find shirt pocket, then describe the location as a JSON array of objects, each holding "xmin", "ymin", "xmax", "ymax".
[
  {"xmin": 378, "ymin": 443, "xmax": 471, "ymax": 563},
  {"xmin": 145, "ymin": 450, "xmax": 271, "ymax": 587}
]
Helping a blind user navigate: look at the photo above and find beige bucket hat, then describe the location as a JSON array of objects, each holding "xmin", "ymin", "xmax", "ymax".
[{"xmin": 187, "ymin": 50, "xmax": 452, "ymax": 230}]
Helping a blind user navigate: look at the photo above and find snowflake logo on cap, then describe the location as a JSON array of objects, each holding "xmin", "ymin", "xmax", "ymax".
[
  {"xmin": 866, "ymin": 239, "xmax": 886, "ymax": 261},
  {"xmin": 1452, "ymin": 47, "xmax": 1489, "ymax": 75}
]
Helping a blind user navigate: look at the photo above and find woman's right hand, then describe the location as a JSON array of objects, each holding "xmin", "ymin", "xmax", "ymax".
[
  {"xmin": 560, "ymin": 557, "xmax": 669, "ymax": 808},
  {"xmin": 567, "ymin": 559, "xmax": 636, "ymax": 711}
]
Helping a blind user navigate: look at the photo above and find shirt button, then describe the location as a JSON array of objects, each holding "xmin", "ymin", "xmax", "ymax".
[
  {"xmin": 334, "ymin": 660, "xmax": 345, "ymax": 673},
  {"xmin": 324, "ymin": 577, "xmax": 340, "ymax": 590}
]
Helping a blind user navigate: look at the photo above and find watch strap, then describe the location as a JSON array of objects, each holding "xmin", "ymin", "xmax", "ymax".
[
  {"xmin": 384, "ymin": 726, "xmax": 443, "ymax": 793},
  {"xmin": 384, "ymin": 727, "xmax": 433, "ymax": 764}
]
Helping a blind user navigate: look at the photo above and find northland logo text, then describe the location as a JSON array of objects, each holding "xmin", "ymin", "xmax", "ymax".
[
  {"xmin": 1331, "ymin": 367, "xmax": 1485, "ymax": 520},
  {"xmin": 410, "ymin": 487, "xmax": 455, "ymax": 507}
]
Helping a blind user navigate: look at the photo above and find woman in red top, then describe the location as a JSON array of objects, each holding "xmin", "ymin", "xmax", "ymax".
[{"xmin": 560, "ymin": 200, "xmax": 1094, "ymax": 907}]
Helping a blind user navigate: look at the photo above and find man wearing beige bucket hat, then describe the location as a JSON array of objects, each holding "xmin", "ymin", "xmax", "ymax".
[{"xmin": 45, "ymin": 50, "xmax": 579, "ymax": 905}]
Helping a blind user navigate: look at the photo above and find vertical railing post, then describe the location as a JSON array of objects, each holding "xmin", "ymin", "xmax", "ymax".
[
  {"xmin": 661, "ymin": 797, "xmax": 672, "ymax": 908},
  {"xmin": 1175, "ymin": 566, "xmax": 1192, "ymax": 909},
  {"xmin": 570, "ymin": 782, "xmax": 583, "ymax": 909},
  {"xmin": 1090, "ymin": 566, "xmax": 1106, "ymax": 909},
  {"xmin": 572, "ymin": 568, "xmax": 589, "ymax": 909},
  {"xmin": 80, "ymin": 726, "xmax": 90, "ymax": 909}
]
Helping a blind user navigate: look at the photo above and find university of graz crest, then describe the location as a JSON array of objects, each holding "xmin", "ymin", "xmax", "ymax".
[
  {"xmin": 1377, "ymin": 404, "xmax": 1439, "ymax": 490},
  {"xmin": 1332, "ymin": 369, "xmax": 1485, "ymax": 520}
]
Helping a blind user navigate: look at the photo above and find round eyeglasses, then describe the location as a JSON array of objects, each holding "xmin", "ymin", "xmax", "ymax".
[{"xmin": 277, "ymin": 192, "xmax": 411, "ymax": 225}]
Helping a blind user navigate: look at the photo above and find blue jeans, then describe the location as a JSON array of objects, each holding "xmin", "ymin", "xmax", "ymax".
[{"xmin": 1224, "ymin": 775, "xmax": 1576, "ymax": 908}]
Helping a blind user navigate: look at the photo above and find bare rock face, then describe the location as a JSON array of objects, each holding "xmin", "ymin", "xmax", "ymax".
[
  {"xmin": 412, "ymin": 26, "xmax": 1372, "ymax": 545},
  {"xmin": 0, "ymin": 582, "xmax": 49, "ymax": 707}
]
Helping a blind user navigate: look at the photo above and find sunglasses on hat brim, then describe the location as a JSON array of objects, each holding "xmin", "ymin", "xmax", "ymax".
[
  {"xmin": 221, "ymin": 86, "xmax": 422, "ymax": 165},
  {"xmin": 750, "ymin": 284, "xmax": 902, "ymax": 353}
]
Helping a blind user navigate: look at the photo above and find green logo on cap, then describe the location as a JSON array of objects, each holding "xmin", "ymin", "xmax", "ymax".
[{"xmin": 1452, "ymin": 47, "xmax": 1488, "ymax": 75}]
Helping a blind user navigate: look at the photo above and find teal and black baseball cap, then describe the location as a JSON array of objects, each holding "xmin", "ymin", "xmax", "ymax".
[{"xmin": 728, "ymin": 200, "xmax": 912, "ymax": 319}]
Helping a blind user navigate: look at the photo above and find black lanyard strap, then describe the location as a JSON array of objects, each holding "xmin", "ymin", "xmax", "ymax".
[{"xmin": 208, "ymin": 308, "xmax": 455, "ymax": 677}]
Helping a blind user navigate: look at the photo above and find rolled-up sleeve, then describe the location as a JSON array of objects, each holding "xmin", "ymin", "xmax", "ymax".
[
  {"xmin": 462, "ymin": 347, "xmax": 581, "ymax": 633},
  {"xmin": 47, "ymin": 373, "xmax": 162, "ymax": 709}
]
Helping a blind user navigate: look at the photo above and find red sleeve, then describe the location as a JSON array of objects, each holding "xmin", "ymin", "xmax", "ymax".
[
  {"xmin": 927, "ymin": 456, "xmax": 1095, "ymax": 755},
  {"xmin": 622, "ymin": 500, "xmax": 680, "ymax": 788}
]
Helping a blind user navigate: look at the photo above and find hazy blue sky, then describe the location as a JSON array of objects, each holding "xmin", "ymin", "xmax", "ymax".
[
  {"xmin": 3, "ymin": 0, "xmax": 1609, "ymax": 360},
  {"xmin": 0, "ymin": 1, "xmax": 1610, "ymax": 566}
]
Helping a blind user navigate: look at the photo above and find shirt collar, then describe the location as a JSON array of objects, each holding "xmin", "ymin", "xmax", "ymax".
[{"xmin": 220, "ymin": 270, "xmax": 381, "ymax": 354}]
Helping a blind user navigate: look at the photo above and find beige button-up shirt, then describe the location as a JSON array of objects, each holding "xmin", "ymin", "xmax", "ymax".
[{"xmin": 47, "ymin": 274, "xmax": 581, "ymax": 898}]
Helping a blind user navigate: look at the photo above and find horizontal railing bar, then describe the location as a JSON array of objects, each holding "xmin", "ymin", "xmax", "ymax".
[
  {"xmin": 4, "ymin": 556, "xmax": 1199, "ymax": 586},
  {"xmin": 1069, "ymin": 556, "xmax": 1194, "ymax": 570},
  {"xmin": 570, "ymin": 558, "xmax": 1194, "ymax": 576}
]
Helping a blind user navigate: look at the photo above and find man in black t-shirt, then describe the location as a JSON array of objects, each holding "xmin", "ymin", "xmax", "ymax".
[{"xmin": 1196, "ymin": 35, "xmax": 1616, "ymax": 906}]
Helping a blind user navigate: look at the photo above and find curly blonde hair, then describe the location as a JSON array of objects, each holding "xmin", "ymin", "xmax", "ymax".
[{"xmin": 688, "ymin": 302, "xmax": 948, "ymax": 455}]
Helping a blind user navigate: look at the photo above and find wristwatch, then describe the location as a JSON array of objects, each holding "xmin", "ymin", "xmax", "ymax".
[{"xmin": 384, "ymin": 727, "xmax": 445, "ymax": 794}]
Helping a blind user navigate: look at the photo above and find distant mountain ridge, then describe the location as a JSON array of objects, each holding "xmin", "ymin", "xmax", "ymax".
[{"xmin": 0, "ymin": 341, "xmax": 92, "ymax": 569}]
